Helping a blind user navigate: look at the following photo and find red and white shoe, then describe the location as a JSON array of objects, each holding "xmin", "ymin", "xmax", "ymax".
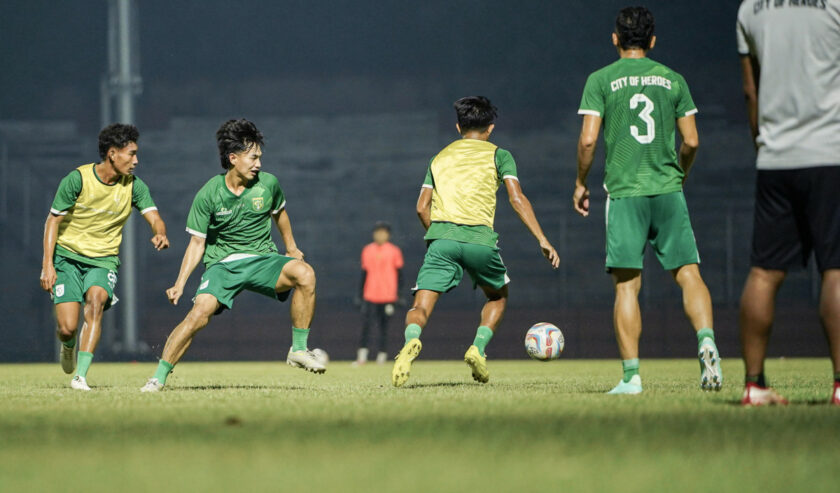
[
  {"xmin": 831, "ymin": 382, "xmax": 840, "ymax": 406},
  {"xmin": 741, "ymin": 382, "xmax": 788, "ymax": 406}
]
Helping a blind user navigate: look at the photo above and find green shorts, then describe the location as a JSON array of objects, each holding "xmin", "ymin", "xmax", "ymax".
[
  {"xmin": 606, "ymin": 191, "xmax": 700, "ymax": 271},
  {"xmin": 414, "ymin": 239, "xmax": 510, "ymax": 293},
  {"xmin": 195, "ymin": 254, "xmax": 296, "ymax": 312},
  {"xmin": 52, "ymin": 254, "xmax": 118, "ymax": 309}
]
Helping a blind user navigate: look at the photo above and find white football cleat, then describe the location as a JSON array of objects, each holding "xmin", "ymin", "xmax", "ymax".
[
  {"xmin": 286, "ymin": 348, "xmax": 326, "ymax": 374},
  {"xmin": 70, "ymin": 375, "xmax": 91, "ymax": 391},
  {"xmin": 741, "ymin": 382, "xmax": 788, "ymax": 406},
  {"xmin": 140, "ymin": 378, "xmax": 164, "ymax": 393},
  {"xmin": 698, "ymin": 340, "xmax": 723, "ymax": 391},
  {"xmin": 60, "ymin": 344, "xmax": 76, "ymax": 374}
]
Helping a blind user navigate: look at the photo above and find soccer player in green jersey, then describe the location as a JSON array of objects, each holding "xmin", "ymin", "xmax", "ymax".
[
  {"xmin": 40, "ymin": 124, "xmax": 169, "ymax": 391},
  {"xmin": 141, "ymin": 119, "xmax": 323, "ymax": 392},
  {"xmin": 392, "ymin": 96, "xmax": 560, "ymax": 387},
  {"xmin": 573, "ymin": 7, "xmax": 721, "ymax": 394}
]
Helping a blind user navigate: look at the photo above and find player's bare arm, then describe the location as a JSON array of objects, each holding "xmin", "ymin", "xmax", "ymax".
[
  {"xmin": 142, "ymin": 209, "xmax": 169, "ymax": 251},
  {"xmin": 676, "ymin": 115, "xmax": 700, "ymax": 182},
  {"xmin": 740, "ymin": 55, "xmax": 760, "ymax": 149},
  {"xmin": 574, "ymin": 114, "xmax": 601, "ymax": 217},
  {"xmin": 39, "ymin": 213, "xmax": 65, "ymax": 292},
  {"xmin": 505, "ymin": 178, "xmax": 560, "ymax": 268},
  {"xmin": 416, "ymin": 187, "xmax": 432, "ymax": 231},
  {"xmin": 166, "ymin": 235, "xmax": 206, "ymax": 305},
  {"xmin": 272, "ymin": 208, "xmax": 303, "ymax": 260}
]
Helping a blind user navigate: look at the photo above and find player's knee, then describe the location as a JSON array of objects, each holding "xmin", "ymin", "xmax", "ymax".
[
  {"xmin": 185, "ymin": 307, "xmax": 212, "ymax": 330},
  {"xmin": 56, "ymin": 324, "xmax": 76, "ymax": 339},
  {"xmin": 293, "ymin": 262, "xmax": 316, "ymax": 291},
  {"xmin": 84, "ymin": 290, "xmax": 108, "ymax": 314}
]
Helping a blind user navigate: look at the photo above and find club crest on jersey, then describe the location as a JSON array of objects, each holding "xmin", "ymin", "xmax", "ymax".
[{"xmin": 252, "ymin": 197, "xmax": 264, "ymax": 211}]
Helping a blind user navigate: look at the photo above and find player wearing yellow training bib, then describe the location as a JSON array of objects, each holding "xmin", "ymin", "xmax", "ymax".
[
  {"xmin": 392, "ymin": 96, "xmax": 560, "ymax": 388},
  {"xmin": 40, "ymin": 124, "xmax": 169, "ymax": 391},
  {"xmin": 573, "ymin": 7, "xmax": 720, "ymax": 395}
]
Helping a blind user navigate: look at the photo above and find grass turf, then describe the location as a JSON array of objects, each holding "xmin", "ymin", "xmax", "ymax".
[{"xmin": 0, "ymin": 358, "xmax": 837, "ymax": 492}]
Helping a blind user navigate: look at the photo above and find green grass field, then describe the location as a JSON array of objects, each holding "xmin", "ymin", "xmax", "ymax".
[{"xmin": 1, "ymin": 358, "xmax": 838, "ymax": 492}]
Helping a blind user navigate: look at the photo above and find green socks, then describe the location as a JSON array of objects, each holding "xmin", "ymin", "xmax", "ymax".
[
  {"xmin": 61, "ymin": 336, "xmax": 76, "ymax": 349},
  {"xmin": 622, "ymin": 358, "xmax": 640, "ymax": 383},
  {"xmin": 292, "ymin": 327, "xmax": 309, "ymax": 352},
  {"xmin": 76, "ymin": 351, "xmax": 93, "ymax": 378},
  {"xmin": 404, "ymin": 323, "xmax": 422, "ymax": 343},
  {"xmin": 153, "ymin": 359, "xmax": 175, "ymax": 385},
  {"xmin": 696, "ymin": 328, "xmax": 715, "ymax": 347},
  {"xmin": 472, "ymin": 326, "xmax": 494, "ymax": 356}
]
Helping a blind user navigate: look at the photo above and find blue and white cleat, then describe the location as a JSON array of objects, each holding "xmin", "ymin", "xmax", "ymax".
[
  {"xmin": 607, "ymin": 374, "xmax": 643, "ymax": 395},
  {"xmin": 286, "ymin": 348, "xmax": 327, "ymax": 374},
  {"xmin": 140, "ymin": 378, "xmax": 164, "ymax": 393},
  {"xmin": 698, "ymin": 339, "xmax": 723, "ymax": 391},
  {"xmin": 70, "ymin": 375, "xmax": 91, "ymax": 391}
]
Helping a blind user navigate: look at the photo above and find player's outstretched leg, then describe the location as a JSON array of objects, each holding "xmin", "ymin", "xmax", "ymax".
[
  {"xmin": 672, "ymin": 264, "xmax": 722, "ymax": 391},
  {"xmin": 141, "ymin": 294, "xmax": 220, "ymax": 392},
  {"xmin": 68, "ymin": 287, "xmax": 108, "ymax": 391},
  {"xmin": 277, "ymin": 260, "xmax": 325, "ymax": 374},
  {"xmin": 464, "ymin": 285, "xmax": 507, "ymax": 384},
  {"xmin": 393, "ymin": 290, "xmax": 438, "ymax": 387},
  {"xmin": 55, "ymin": 302, "xmax": 80, "ymax": 375},
  {"xmin": 608, "ymin": 269, "xmax": 643, "ymax": 394}
]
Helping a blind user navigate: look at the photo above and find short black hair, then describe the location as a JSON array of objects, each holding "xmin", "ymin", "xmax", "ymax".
[
  {"xmin": 98, "ymin": 123, "xmax": 139, "ymax": 160},
  {"xmin": 373, "ymin": 221, "xmax": 391, "ymax": 233},
  {"xmin": 453, "ymin": 96, "xmax": 498, "ymax": 133},
  {"xmin": 615, "ymin": 6, "xmax": 655, "ymax": 51},
  {"xmin": 216, "ymin": 118, "xmax": 265, "ymax": 170}
]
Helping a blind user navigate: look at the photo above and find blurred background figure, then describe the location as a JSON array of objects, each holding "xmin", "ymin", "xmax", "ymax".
[{"xmin": 353, "ymin": 222, "xmax": 404, "ymax": 365}]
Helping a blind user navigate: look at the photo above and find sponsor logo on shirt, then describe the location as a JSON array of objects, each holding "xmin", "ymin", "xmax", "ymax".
[{"xmin": 216, "ymin": 207, "xmax": 233, "ymax": 217}]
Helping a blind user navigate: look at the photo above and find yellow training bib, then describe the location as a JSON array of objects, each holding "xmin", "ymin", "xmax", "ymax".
[
  {"xmin": 429, "ymin": 139, "xmax": 499, "ymax": 228},
  {"xmin": 57, "ymin": 163, "xmax": 134, "ymax": 258}
]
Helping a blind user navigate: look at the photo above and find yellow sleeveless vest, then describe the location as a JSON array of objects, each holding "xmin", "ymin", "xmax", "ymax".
[
  {"xmin": 57, "ymin": 163, "xmax": 134, "ymax": 258},
  {"xmin": 429, "ymin": 139, "xmax": 499, "ymax": 228}
]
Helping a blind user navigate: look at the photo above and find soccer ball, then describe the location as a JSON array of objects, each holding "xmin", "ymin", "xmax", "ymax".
[
  {"xmin": 311, "ymin": 348, "xmax": 329, "ymax": 366},
  {"xmin": 524, "ymin": 323, "xmax": 565, "ymax": 361}
]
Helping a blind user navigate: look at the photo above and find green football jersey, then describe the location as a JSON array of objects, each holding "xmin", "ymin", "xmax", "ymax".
[
  {"xmin": 186, "ymin": 172, "xmax": 286, "ymax": 266},
  {"xmin": 578, "ymin": 57, "xmax": 697, "ymax": 198}
]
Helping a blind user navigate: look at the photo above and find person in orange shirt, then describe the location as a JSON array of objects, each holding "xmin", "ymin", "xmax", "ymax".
[{"xmin": 354, "ymin": 221, "xmax": 404, "ymax": 365}]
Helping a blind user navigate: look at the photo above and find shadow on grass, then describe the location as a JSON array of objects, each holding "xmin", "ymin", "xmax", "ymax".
[
  {"xmin": 174, "ymin": 385, "xmax": 306, "ymax": 391},
  {"xmin": 721, "ymin": 399, "xmax": 833, "ymax": 406},
  {"xmin": 403, "ymin": 382, "xmax": 475, "ymax": 389}
]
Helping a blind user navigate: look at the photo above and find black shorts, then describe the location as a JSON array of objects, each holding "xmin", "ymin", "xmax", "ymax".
[{"xmin": 751, "ymin": 166, "xmax": 840, "ymax": 272}]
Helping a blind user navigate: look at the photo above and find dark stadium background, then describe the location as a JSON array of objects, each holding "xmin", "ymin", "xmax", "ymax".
[{"xmin": 0, "ymin": 0, "xmax": 828, "ymax": 362}]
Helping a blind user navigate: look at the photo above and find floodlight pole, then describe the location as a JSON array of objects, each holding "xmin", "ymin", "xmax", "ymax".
[{"xmin": 103, "ymin": 0, "xmax": 142, "ymax": 353}]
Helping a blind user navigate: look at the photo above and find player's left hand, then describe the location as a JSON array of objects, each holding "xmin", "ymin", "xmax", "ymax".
[
  {"xmin": 150, "ymin": 234, "xmax": 170, "ymax": 251},
  {"xmin": 573, "ymin": 183, "xmax": 590, "ymax": 217},
  {"xmin": 287, "ymin": 247, "xmax": 304, "ymax": 260}
]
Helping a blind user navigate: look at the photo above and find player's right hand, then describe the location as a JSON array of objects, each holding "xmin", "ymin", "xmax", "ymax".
[
  {"xmin": 39, "ymin": 264, "xmax": 57, "ymax": 292},
  {"xmin": 573, "ymin": 183, "xmax": 590, "ymax": 217},
  {"xmin": 540, "ymin": 240, "xmax": 560, "ymax": 269},
  {"xmin": 166, "ymin": 285, "xmax": 183, "ymax": 305}
]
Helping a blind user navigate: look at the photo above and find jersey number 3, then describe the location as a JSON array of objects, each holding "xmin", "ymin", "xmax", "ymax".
[{"xmin": 629, "ymin": 93, "xmax": 655, "ymax": 144}]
